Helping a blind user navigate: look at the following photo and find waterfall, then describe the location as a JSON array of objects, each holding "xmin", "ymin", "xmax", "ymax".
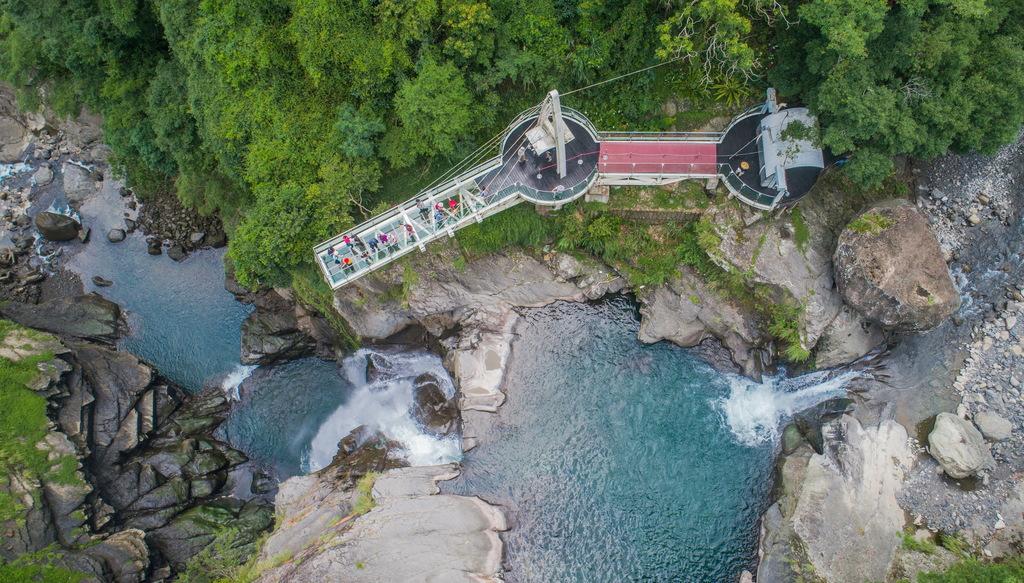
[
  {"xmin": 305, "ymin": 349, "xmax": 462, "ymax": 472},
  {"xmin": 716, "ymin": 369, "xmax": 859, "ymax": 446},
  {"xmin": 216, "ymin": 364, "xmax": 258, "ymax": 401}
]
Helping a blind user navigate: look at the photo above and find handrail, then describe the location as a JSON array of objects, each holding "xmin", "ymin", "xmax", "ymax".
[
  {"xmin": 598, "ymin": 131, "xmax": 724, "ymax": 142},
  {"xmin": 718, "ymin": 164, "xmax": 778, "ymax": 210}
]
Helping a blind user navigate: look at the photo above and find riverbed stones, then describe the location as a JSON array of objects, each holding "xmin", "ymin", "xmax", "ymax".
[
  {"xmin": 91, "ymin": 276, "xmax": 114, "ymax": 287},
  {"xmin": 35, "ymin": 211, "xmax": 81, "ymax": 241},
  {"xmin": 166, "ymin": 244, "xmax": 186, "ymax": 262},
  {"xmin": 146, "ymin": 238, "xmax": 162, "ymax": 255},
  {"xmin": 32, "ymin": 165, "xmax": 53, "ymax": 186},
  {"xmin": 834, "ymin": 199, "xmax": 961, "ymax": 332},
  {"xmin": 974, "ymin": 411, "xmax": 1013, "ymax": 441},
  {"xmin": 207, "ymin": 232, "xmax": 227, "ymax": 248},
  {"xmin": 107, "ymin": 228, "xmax": 126, "ymax": 243},
  {"xmin": 928, "ymin": 412, "xmax": 994, "ymax": 478}
]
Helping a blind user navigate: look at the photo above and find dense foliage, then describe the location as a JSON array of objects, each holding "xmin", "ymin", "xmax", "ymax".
[
  {"xmin": 772, "ymin": 0, "xmax": 1024, "ymax": 184},
  {"xmin": 0, "ymin": 0, "xmax": 753, "ymax": 286},
  {"xmin": 0, "ymin": 0, "xmax": 1021, "ymax": 285}
]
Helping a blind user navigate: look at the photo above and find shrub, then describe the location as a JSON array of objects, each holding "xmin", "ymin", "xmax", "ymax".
[{"xmin": 847, "ymin": 213, "xmax": 894, "ymax": 234}]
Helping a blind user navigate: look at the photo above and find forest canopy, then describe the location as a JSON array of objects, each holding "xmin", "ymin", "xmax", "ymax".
[{"xmin": 0, "ymin": 0, "xmax": 1020, "ymax": 286}]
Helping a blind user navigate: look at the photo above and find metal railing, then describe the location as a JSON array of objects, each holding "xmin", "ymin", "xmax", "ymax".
[
  {"xmin": 519, "ymin": 166, "xmax": 599, "ymax": 204},
  {"xmin": 718, "ymin": 164, "xmax": 779, "ymax": 210}
]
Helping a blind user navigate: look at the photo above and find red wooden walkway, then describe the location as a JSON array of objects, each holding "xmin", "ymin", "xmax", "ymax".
[{"xmin": 598, "ymin": 141, "xmax": 718, "ymax": 176}]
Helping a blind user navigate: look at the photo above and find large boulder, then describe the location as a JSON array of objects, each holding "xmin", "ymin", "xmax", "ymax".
[
  {"xmin": 928, "ymin": 412, "xmax": 994, "ymax": 478},
  {"xmin": 62, "ymin": 162, "xmax": 96, "ymax": 203},
  {"xmin": 834, "ymin": 199, "xmax": 960, "ymax": 331},
  {"xmin": 973, "ymin": 411, "xmax": 1013, "ymax": 442},
  {"xmin": 0, "ymin": 293, "xmax": 120, "ymax": 342},
  {"xmin": 411, "ymin": 373, "xmax": 459, "ymax": 437},
  {"xmin": 35, "ymin": 211, "xmax": 81, "ymax": 241},
  {"xmin": 758, "ymin": 417, "xmax": 914, "ymax": 583}
]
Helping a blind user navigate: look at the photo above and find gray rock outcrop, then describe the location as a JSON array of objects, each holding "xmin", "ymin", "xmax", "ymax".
[
  {"xmin": 758, "ymin": 416, "xmax": 913, "ymax": 583},
  {"xmin": 702, "ymin": 202, "xmax": 843, "ymax": 354},
  {"xmin": 637, "ymin": 265, "xmax": 767, "ymax": 378},
  {"xmin": 254, "ymin": 465, "xmax": 506, "ymax": 583},
  {"xmin": 333, "ymin": 245, "xmax": 623, "ymax": 341},
  {"xmin": 0, "ymin": 320, "xmax": 272, "ymax": 578},
  {"xmin": 928, "ymin": 412, "xmax": 994, "ymax": 478},
  {"xmin": 0, "ymin": 293, "xmax": 120, "ymax": 342},
  {"xmin": 834, "ymin": 199, "xmax": 960, "ymax": 331},
  {"xmin": 35, "ymin": 211, "xmax": 80, "ymax": 241},
  {"xmin": 813, "ymin": 305, "xmax": 886, "ymax": 369}
]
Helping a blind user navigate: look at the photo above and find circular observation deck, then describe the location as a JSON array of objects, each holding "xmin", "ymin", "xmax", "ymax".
[{"xmin": 493, "ymin": 114, "xmax": 601, "ymax": 205}]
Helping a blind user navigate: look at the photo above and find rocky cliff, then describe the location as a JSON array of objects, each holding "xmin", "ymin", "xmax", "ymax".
[{"xmin": 0, "ymin": 296, "xmax": 272, "ymax": 580}]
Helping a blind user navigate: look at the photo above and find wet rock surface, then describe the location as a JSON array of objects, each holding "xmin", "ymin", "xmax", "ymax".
[
  {"xmin": 35, "ymin": 210, "xmax": 80, "ymax": 241},
  {"xmin": 237, "ymin": 286, "xmax": 337, "ymax": 365}
]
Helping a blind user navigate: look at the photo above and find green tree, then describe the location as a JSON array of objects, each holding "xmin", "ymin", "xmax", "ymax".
[{"xmin": 772, "ymin": 0, "xmax": 1024, "ymax": 185}]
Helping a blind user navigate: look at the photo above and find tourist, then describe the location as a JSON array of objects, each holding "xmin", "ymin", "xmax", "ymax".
[
  {"xmin": 404, "ymin": 223, "xmax": 414, "ymax": 238},
  {"xmin": 387, "ymin": 233, "xmax": 398, "ymax": 251},
  {"xmin": 517, "ymin": 145, "xmax": 527, "ymax": 165},
  {"xmin": 343, "ymin": 235, "xmax": 353, "ymax": 250},
  {"xmin": 368, "ymin": 237, "xmax": 379, "ymax": 253},
  {"xmin": 448, "ymin": 198, "xmax": 458, "ymax": 213},
  {"xmin": 553, "ymin": 184, "xmax": 566, "ymax": 199},
  {"xmin": 361, "ymin": 250, "xmax": 373, "ymax": 263},
  {"xmin": 480, "ymin": 184, "xmax": 491, "ymax": 203},
  {"xmin": 378, "ymin": 233, "xmax": 388, "ymax": 246},
  {"xmin": 434, "ymin": 209, "xmax": 446, "ymax": 228},
  {"xmin": 353, "ymin": 235, "xmax": 367, "ymax": 253},
  {"xmin": 342, "ymin": 256, "xmax": 354, "ymax": 272},
  {"xmin": 327, "ymin": 246, "xmax": 338, "ymax": 261},
  {"xmin": 545, "ymin": 150, "xmax": 553, "ymax": 164},
  {"xmin": 416, "ymin": 199, "xmax": 429, "ymax": 221}
]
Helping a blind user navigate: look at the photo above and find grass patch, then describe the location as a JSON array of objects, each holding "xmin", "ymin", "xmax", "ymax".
[
  {"xmin": 0, "ymin": 546, "xmax": 89, "ymax": 583},
  {"xmin": 351, "ymin": 472, "xmax": 381, "ymax": 516},
  {"xmin": 0, "ymin": 322, "xmax": 83, "ymax": 523},
  {"xmin": 889, "ymin": 557, "xmax": 1024, "ymax": 583},
  {"xmin": 847, "ymin": 212, "xmax": 894, "ymax": 234},
  {"xmin": 608, "ymin": 181, "xmax": 710, "ymax": 212},
  {"xmin": 456, "ymin": 204, "xmax": 558, "ymax": 256},
  {"xmin": 899, "ymin": 529, "xmax": 937, "ymax": 555},
  {"xmin": 791, "ymin": 207, "xmax": 809, "ymax": 253}
]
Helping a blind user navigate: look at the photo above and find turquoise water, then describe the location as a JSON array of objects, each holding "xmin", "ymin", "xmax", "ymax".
[
  {"xmin": 65, "ymin": 181, "xmax": 250, "ymax": 393},
  {"xmin": 220, "ymin": 358, "xmax": 353, "ymax": 477},
  {"xmin": 444, "ymin": 297, "xmax": 778, "ymax": 583}
]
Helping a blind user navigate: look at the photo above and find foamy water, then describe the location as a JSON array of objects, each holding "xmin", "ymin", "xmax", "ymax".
[
  {"xmin": 305, "ymin": 349, "xmax": 462, "ymax": 471},
  {"xmin": 0, "ymin": 162, "xmax": 31, "ymax": 180},
  {"xmin": 217, "ymin": 364, "xmax": 258, "ymax": 401},
  {"xmin": 716, "ymin": 369, "xmax": 859, "ymax": 446}
]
